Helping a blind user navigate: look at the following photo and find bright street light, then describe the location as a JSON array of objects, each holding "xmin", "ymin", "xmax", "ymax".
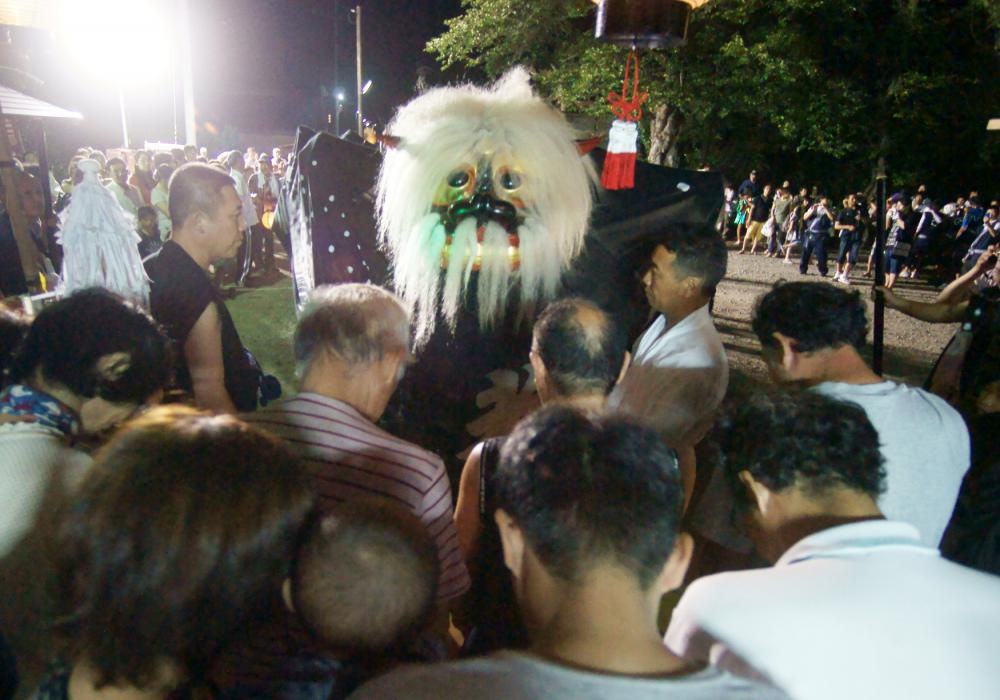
[
  {"xmin": 52, "ymin": 0, "xmax": 174, "ymax": 148},
  {"xmin": 361, "ymin": 79, "xmax": 373, "ymax": 95},
  {"xmin": 53, "ymin": 0, "xmax": 171, "ymax": 85}
]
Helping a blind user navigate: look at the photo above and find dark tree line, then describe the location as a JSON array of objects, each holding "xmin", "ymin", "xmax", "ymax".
[{"xmin": 429, "ymin": 0, "xmax": 999, "ymax": 196}]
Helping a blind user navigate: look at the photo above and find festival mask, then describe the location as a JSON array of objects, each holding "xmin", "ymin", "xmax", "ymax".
[
  {"xmin": 376, "ymin": 68, "xmax": 597, "ymax": 345},
  {"xmin": 432, "ymin": 157, "xmax": 525, "ymax": 271}
]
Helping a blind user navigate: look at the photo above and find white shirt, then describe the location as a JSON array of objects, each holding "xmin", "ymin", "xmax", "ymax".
[
  {"xmin": 813, "ymin": 380, "xmax": 969, "ymax": 546},
  {"xmin": 150, "ymin": 185, "xmax": 171, "ymax": 240},
  {"xmin": 230, "ymin": 168, "xmax": 259, "ymax": 228},
  {"xmin": 665, "ymin": 520, "xmax": 1000, "ymax": 700},
  {"xmin": 105, "ymin": 180, "xmax": 140, "ymax": 218},
  {"xmin": 0, "ymin": 423, "xmax": 91, "ymax": 690},
  {"xmin": 0, "ymin": 423, "xmax": 91, "ymax": 557},
  {"xmin": 609, "ymin": 304, "xmax": 728, "ymax": 447},
  {"xmin": 351, "ymin": 650, "xmax": 789, "ymax": 700}
]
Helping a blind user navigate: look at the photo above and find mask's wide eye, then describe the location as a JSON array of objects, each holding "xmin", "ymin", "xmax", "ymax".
[
  {"xmin": 447, "ymin": 169, "xmax": 471, "ymax": 189},
  {"xmin": 498, "ymin": 168, "xmax": 521, "ymax": 192}
]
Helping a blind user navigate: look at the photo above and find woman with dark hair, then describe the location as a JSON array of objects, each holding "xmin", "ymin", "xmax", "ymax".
[
  {"xmin": 34, "ymin": 406, "xmax": 315, "ymax": 699},
  {"xmin": 0, "ymin": 289, "xmax": 172, "ymax": 690}
]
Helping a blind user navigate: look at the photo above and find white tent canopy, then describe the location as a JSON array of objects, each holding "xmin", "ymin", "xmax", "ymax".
[{"xmin": 0, "ymin": 83, "xmax": 81, "ymax": 120}]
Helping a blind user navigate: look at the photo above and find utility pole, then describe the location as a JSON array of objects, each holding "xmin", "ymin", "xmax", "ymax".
[
  {"xmin": 179, "ymin": 0, "xmax": 197, "ymax": 146},
  {"xmin": 333, "ymin": 0, "xmax": 339, "ymax": 130},
  {"xmin": 355, "ymin": 4, "xmax": 363, "ymax": 137},
  {"xmin": 872, "ymin": 157, "xmax": 888, "ymax": 375},
  {"xmin": 336, "ymin": 93, "xmax": 344, "ymax": 137},
  {"xmin": 117, "ymin": 84, "xmax": 130, "ymax": 148}
]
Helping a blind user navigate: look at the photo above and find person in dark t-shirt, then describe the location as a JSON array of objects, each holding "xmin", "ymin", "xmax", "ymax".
[
  {"xmin": 739, "ymin": 184, "xmax": 773, "ymax": 256},
  {"xmin": 145, "ymin": 163, "xmax": 261, "ymax": 412},
  {"xmin": 737, "ymin": 169, "xmax": 759, "ymax": 197}
]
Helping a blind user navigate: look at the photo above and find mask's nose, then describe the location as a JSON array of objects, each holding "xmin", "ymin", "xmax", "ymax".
[{"xmin": 474, "ymin": 166, "xmax": 493, "ymax": 195}]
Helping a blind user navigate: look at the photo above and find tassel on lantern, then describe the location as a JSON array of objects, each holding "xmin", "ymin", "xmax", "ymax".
[
  {"xmin": 601, "ymin": 50, "xmax": 647, "ymax": 191},
  {"xmin": 602, "ymin": 120, "xmax": 639, "ymax": 190}
]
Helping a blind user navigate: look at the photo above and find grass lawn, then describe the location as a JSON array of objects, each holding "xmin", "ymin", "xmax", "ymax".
[{"xmin": 225, "ymin": 277, "xmax": 299, "ymax": 394}]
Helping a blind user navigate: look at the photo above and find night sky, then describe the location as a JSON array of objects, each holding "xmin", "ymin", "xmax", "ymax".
[{"xmin": 10, "ymin": 0, "xmax": 463, "ymax": 164}]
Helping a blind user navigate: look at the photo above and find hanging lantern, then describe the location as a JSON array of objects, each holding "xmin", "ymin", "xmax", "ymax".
[{"xmin": 595, "ymin": 0, "xmax": 698, "ymax": 49}]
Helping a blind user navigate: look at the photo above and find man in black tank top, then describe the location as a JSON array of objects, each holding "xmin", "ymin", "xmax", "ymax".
[{"xmin": 145, "ymin": 163, "xmax": 261, "ymax": 413}]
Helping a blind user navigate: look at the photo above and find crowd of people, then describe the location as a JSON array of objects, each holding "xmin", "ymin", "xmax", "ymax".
[
  {"xmin": 723, "ymin": 169, "xmax": 999, "ymax": 288},
  {"xmin": 0, "ymin": 144, "xmax": 289, "ymax": 302},
  {"xmin": 0, "ymin": 151, "xmax": 998, "ymax": 700}
]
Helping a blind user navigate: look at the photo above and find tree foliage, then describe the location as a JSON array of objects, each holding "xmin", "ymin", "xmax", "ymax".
[{"xmin": 428, "ymin": 0, "xmax": 999, "ymax": 196}]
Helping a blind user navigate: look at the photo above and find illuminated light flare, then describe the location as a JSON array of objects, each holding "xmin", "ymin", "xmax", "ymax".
[{"xmin": 52, "ymin": 0, "xmax": 173, "ymax": 87}]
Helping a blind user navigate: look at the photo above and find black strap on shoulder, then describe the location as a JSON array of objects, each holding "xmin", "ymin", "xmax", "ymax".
[{"xmin": 478, "ymin": 437, "xmax": 502, "ymax": 525}]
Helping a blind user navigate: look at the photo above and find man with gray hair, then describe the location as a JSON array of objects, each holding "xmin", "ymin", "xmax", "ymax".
[
  {"xmin": 216, "ymin": 284, "xmax": 469, "ymax": 696},
  {"xmin": 245, "ymin": 283, "xmax": 469, "ymax": 605}
]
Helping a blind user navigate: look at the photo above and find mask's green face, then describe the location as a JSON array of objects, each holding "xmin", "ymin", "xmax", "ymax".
[{"xmin": 433, "ymin": 157, "xmax": 525, "ymax": 235}]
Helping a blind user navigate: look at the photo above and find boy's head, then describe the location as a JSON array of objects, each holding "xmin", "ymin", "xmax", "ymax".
[
  {"xmin": 137, "ymin": 206, "xmax": 158, "ymax": 236},
  {"xmin": 288, "ymin": 502, "xmax": 438, "ymax": 656}
]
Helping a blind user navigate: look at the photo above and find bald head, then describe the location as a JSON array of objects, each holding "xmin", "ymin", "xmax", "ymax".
[
  {"xmin": 532, "ymin": 297, "xmax": 628, "ymax": 398},
  {"xmin": 291, "ymin": 502, "xmax": 438, "ymax": 654}
]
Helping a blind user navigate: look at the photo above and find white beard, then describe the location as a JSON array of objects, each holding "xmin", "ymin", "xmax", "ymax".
[{"xmin": 393, "ymin": 212, "xmax": 567, "ymax": 346}]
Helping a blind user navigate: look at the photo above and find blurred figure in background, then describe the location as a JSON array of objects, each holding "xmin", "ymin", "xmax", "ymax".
[
  {"xmin": 128, "ymin": 150, "xmax": 155, "ymax": 205},
  {"xmin": 135, "ymin": 206, "xmax": 162, "ymax": 259},
  {"xmin": 150, "ymin": 164, "xmax": 173, "ymax": 241}
]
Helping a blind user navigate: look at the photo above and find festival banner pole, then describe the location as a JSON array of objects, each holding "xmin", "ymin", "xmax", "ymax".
[{"xmin": 872, "ymin": 157, "xmax": 887, "ymax": 375}]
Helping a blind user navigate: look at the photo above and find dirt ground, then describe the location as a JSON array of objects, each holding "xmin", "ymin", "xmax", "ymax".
[{"xmin": 714, "ymin": 243, "xmax": 957, "ymax": 390}]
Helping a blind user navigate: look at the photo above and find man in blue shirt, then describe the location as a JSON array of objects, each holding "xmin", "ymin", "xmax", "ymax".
[
  {"xmin": 737, "ymin": 169, "xmax": 759, "ymax": 198},
  {"xmin": 957, "ymin": 195, "xmax": 985, "ymax": 245}
]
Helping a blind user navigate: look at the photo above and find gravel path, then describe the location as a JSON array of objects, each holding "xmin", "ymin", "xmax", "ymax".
[{"xmin": 714, "ymin": 243, "xmax": 958, "ymax": 388}]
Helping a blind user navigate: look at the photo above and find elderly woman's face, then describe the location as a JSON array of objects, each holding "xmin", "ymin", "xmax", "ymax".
[{"xmin": 79, "ymin": 389, "xmax": 163, "ymax": 435}]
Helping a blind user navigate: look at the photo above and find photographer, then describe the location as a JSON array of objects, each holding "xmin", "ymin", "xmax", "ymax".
[
  {"xmin": 961, "ymin": 206, "xmax": 1000, "ymax": 274},
  {"xmin": 908, "ymin": 199, "xmax": 944, "ymax": 280},
  {"xmin": 834, "ymin": 194, "xmax": 863, "ymax": 284},
  {"xmin": 884, "ymin": 196, "xmax": 919, "ymax": 290},
  {"xmin": 799, "ymin": 195, "xmax": 834, "ymax": 276}
]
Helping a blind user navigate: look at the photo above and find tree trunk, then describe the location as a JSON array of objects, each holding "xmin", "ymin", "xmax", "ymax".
[
  {"xmin": 647, "ymin": 103, "xmax": 685, "ymax": 168},
  {"xmin": 647, "ymin": 104, "xmax": 670, "ymax": 165},
  {"xmin": 663, "ymin": 108, "xmax": 685, "ymax": 168}
]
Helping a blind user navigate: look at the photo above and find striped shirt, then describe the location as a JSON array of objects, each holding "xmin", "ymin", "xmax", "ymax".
[{"xmin": 245, "ymin": 392, "xmax": 469, "ymax": 601}]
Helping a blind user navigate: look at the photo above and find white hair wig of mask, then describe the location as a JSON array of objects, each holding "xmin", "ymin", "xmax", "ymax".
[{"xmin": 376, "ymin": 67, "xmax": 596, "ymax": 345}]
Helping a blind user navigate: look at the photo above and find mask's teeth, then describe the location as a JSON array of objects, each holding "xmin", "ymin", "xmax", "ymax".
[
  {"xmin": 441, "ymin": 231, "xmax": 522, "ymax": 272},
  {"xmin": 440, "ymin": 234, "xmax": 453, "ymax": 270}
]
